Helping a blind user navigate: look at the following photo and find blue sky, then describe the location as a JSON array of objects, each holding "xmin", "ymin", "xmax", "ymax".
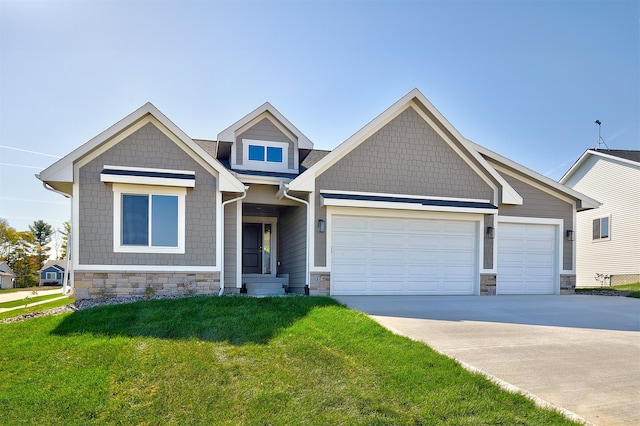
[{"xmin": 1, "ymin": 0, "xmax": 638, "ymax": 235}]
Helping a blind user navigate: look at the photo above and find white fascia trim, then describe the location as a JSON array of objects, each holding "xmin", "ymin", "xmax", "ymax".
[
  {"xmin": 217, "ymin": 102, "xmax": 314, "ymax": 149},
  {"xmin": 560, "ymin": 149, "xmax": 640, "ymax": 184},
  {"xmin": 235, "ymin": 175, "xmax": 293, "ymax": 185},
  {"xmin": 288, "ymin": 89, "xmax": 517, "ymax": 205},
  {"xmin": 321, "ymin": 197, "xmax": 498, "ymax": 215},
  {"xmin": 492, "ymin": 163, "xmax": 574, "ymax": 205},
  {"xmin": 41, "ymin": 103, "xmax": 244, "ymax": 193},
  {"xmin": 320, "ymin": 189, "xmax": 491, "ymax": 204},
  {"xmin": 407, "ymin": 101, "xmax": 509, "ymax": 203},
  {"xmin": 74, "ymin": 265, "xmax": 220, "ymax": 272},
  {"xmin": 471, "ymin": 140, "xmax": 600, "ymax": 209},
  {"xmin": 101, "ymin": 165, "xmax": 196, "ymax": 188},
  {"xmin": 236, "ymin": 113, "xmax": 298, "ymax": 145}
]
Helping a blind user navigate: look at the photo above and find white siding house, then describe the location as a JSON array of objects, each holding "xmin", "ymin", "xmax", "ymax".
[{"xmin": 561, "ymin": 149, "xmax": 640, "ymax": 286}]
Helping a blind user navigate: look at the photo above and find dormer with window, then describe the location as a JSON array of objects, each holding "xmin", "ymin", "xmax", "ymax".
[{"xmin": 217, "ymin": 102, "xmax": 313, "ymax": 176}]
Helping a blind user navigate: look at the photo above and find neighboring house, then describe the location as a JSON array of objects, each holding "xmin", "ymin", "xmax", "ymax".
[
  {"xmin": 39, "ymin": 260, "xmax": 66, "ymax": 286},
  {"xmin": 560, "ymin": 149, "xmax": 640, "ymax": 287},
  {"xmin": 38, "ymin": 89, "xmax": 598, "ymax": 300},
  {"xmin": 0, "ymin": 261, "xmax": 15, "ymax": 289}
]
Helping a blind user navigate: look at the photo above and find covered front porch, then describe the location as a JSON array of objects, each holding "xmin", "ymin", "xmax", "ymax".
[{"xmin": 222, "ymin": 184, "xmax": 309, "ymax": 296}]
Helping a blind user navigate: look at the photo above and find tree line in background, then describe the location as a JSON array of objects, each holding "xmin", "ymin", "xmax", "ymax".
[{"xmin": 0, "ymin": 218, "xmax": 70, "ymax": 288}]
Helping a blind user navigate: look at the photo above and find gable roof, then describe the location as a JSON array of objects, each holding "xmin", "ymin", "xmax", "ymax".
[
  {"xmin": 288, "ymin": 88, "xmax": 523, "ymax": 205},
  {"xmin": 0, "ymin": 261, "xmax": 14, "ymax": 276},
  {"xmin": 560, "ymin": 148, "xmax": 640, "ymax": 185},
  {"xmin": 217, "ymin": 102, "xmax": 314, "ymax": 149},
  {"xmin": 467, "ymin": 140, "xmax": 600, "ymax": 211},
  {"xmin": 37, "ymin": 103, "xmax": 246, "ymax": 194},
  {"xmin": 39, "ymin": 259, "xmax": 66, "ymax": 272}
]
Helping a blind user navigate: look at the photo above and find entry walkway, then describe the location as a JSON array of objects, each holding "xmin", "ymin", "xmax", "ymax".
[{"xmin": 335, "ymin": 295, "xmax": 640, "ymax": 426}]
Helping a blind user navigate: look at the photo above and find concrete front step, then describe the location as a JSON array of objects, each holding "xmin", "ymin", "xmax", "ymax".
[{"xmin": 244, "ymin": 280, "xmax": 287, "ymax": 296}]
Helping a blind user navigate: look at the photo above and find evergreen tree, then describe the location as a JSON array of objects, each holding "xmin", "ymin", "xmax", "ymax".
[{"xmin": 29, "ymin": 219, "xmax": 53, "ymax": 269}]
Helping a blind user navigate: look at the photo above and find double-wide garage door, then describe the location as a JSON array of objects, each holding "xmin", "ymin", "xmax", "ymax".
[
  {"xmin": 331, "ymin": 215, "xmax": 477, "ymax": 295},
  {"xmin": 497, "ymin": 223, "xmax": 557, "ymax": 294}
]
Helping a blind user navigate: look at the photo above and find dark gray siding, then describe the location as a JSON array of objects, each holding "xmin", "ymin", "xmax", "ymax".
[
  {"xmin": 236, "ymin": 118, "xmax": 296, "ymax": 169},
  {"xmin": 278, "ymin": 204, "xmax": 307, "ymax": 290},
  {"xmin": 78, "ymin": 122, "xmax": 217, "ymax": 266},
  {"xmin": 314, "ymin": 107, "xmax": 494, "ymax": 267},
  {"xmin": 498, "ymin": 171, "xmax": 574, "ymax": 271}
]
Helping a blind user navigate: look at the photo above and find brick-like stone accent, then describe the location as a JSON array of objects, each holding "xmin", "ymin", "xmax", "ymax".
[
  {"xmin": 74, "ymin": 271, "xmax": 220, "ymax": 300},
  {"xmin": 611, "ymin": 274, "xmax": 640, "ymax": 286},
  {"xmin": 560, "ymin": 274, "xmax": 576, "ymax": 294},
  {"xmin": 309, "ymin": 272, "xmax": 330, "ymax": 296},
  {"xmin": 480, "ymin": 273, "xmax": 497, "ymax": 295}
]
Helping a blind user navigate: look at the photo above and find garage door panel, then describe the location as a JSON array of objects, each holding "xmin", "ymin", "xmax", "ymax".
[
  {"xmin": 497, "ymin": 223, "xmax": 557, "ymax": 295},
  {"xmin": 331, "ymin": 215, "xmax": 478, "ymax": 295}
]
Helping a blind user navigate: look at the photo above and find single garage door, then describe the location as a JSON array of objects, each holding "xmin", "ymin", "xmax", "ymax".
[
  {"xmin": 497, "ymin": 223, "xmax": 557, "ymax": 294},
  {"xmin": 331, "ymin": 215, "xmax": 478, "ymax": 295}
]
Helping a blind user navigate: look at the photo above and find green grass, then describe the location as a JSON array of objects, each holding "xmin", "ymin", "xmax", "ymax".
[
  {"xmin": 576, "ymin": 282, "xmax": 640, "ymax": 298},
  {"xmin": 0, "ymin": 297, "xmax": 74, "ymax": 320},
  {"xmin": 0, "ymin": 293, "xmax": 65, "ymax": 309},
  {"xmin": 0, "ymin": 296, "xmax": 578, "ymax": 425}
]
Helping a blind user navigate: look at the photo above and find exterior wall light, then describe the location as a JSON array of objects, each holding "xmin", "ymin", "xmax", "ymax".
[
  {"xmin": 566, "ymin": 230, "xmax": 574, "ymax": 241},
  {"xmin": 486, "ymin": 226, "xmax": 495, "ymax": 239},
  {"xmin": 318, "ymin": 219, "xmax": 326, "ymax": 233}
]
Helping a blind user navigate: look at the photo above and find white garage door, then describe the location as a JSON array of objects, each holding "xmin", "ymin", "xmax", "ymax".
[
  {"xmin": 497, "ymin": 223, "xmax": 557, "ymax": 294},
  {"xmin": 331, "ymin": 215, "xmax": 478, "ymax": 295}
]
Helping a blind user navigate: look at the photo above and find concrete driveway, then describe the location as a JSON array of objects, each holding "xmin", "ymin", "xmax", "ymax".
[{"xmin": 335, "ymin": 295, "xmax": 640, "ymax": 426}]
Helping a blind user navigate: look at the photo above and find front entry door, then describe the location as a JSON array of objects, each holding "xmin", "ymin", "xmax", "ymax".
[{"xmin": 242, "ymin": 223, "xmax": 262, "ymax": 274}]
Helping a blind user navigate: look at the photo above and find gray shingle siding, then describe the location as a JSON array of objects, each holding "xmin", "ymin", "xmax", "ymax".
[
  {"xmin": 314, "ymin": 107, "xmax": 495, "ymax": 267},
  {"xmin": 236, "ymin": 118, "xmax": 296, "ymax": 169},
  {"xmin": 78, "ymin": 122, "xmax": 217, "ymax": 266},
  {"xmin": 498, "ymin": 171, "xmax": 574, "ymax": 271}
]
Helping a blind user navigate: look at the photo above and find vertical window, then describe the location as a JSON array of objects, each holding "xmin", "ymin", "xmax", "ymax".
[
  {"xmin": 123, "ymin": 195, "xmax": 149, "ymax": 245},
  {"xmin": 592, "ymin": 216, "xmax": 610, "ymax": 240}
]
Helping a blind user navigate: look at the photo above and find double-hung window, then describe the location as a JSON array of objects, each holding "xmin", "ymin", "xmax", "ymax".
[
  {"xmin": 45, "ymin": 272, "xmax": 57, "ymax": 280},
  {"xmin": 113, "ymin": 184, "xmax": 186, "ymax": 253},
  {"xmin": 592, "ymin": 216, "xmax": 610, "ymax": 241}
]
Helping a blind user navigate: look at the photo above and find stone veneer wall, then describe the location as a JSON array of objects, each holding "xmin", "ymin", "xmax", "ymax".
[
  {"xmin": 309, "ymin": 272, "xmax": 330, "ymax": 296},
  {"xmin": 560, "ymin": 274, "xmax": 576, "ymax": 294},
  {"xmin": 74, "ymin": 271, "xmax": 220, "ymax": 300},
  {"xmin": 480, "ymin": 274, "xmax": 497, "ymax": 295}
]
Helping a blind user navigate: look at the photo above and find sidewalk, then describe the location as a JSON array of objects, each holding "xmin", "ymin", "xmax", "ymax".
[{"xmin": 0, "ymin": 288, "xmax": 69, "ymax": 313}]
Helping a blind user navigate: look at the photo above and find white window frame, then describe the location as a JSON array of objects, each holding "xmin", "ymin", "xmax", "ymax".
[
  {"xmin": 45, "ymin": 271, "xmax": 57, "ymax": 280},
  {"xmin": 242, "ymin": 139, "xmax": 289, "ymax": 172},
  {"xmin": 592, "ymin": 215, "xmax": 611, "ymax": 242},
  {"xmin": 112, "ymin": 183, "xmax": 187, "ymax": 254}
]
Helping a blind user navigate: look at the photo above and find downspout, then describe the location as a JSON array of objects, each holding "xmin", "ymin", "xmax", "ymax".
[
  {"xmin": 278, "ymin": 183, "xmax": 310, "ymax": 292},
  {"xmin": 40, "ymin": 181, "xmax": 73, "ymax": 295},
  {"xmin": 219, "ymin": 186, "xmax": 249, "ymax": 296}
]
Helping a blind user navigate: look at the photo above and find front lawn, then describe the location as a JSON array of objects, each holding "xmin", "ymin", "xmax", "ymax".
[
  {"xmin": 576, "ymin": 282, "xmax": 640, "ymax": 298},
  {"xmin": 0, "ymin": 293, "xmax": 66, "ymax": 309},
  {"xmin": 0, "ymin": 296, "xmax": 577, "ymax": 425}
]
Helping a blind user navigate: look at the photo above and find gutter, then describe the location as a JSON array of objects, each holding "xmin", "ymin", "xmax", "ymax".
[
  {"xmin": 39, "ymin": 181, "xmax": 74, "ymax": 296},
  {"xmin": 219, "ymin": 186, "xmax": 249, "ymax": 296},
  {"xmin": 276, "ymin": 183, "xmax": 310, "ymax": 291}
]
